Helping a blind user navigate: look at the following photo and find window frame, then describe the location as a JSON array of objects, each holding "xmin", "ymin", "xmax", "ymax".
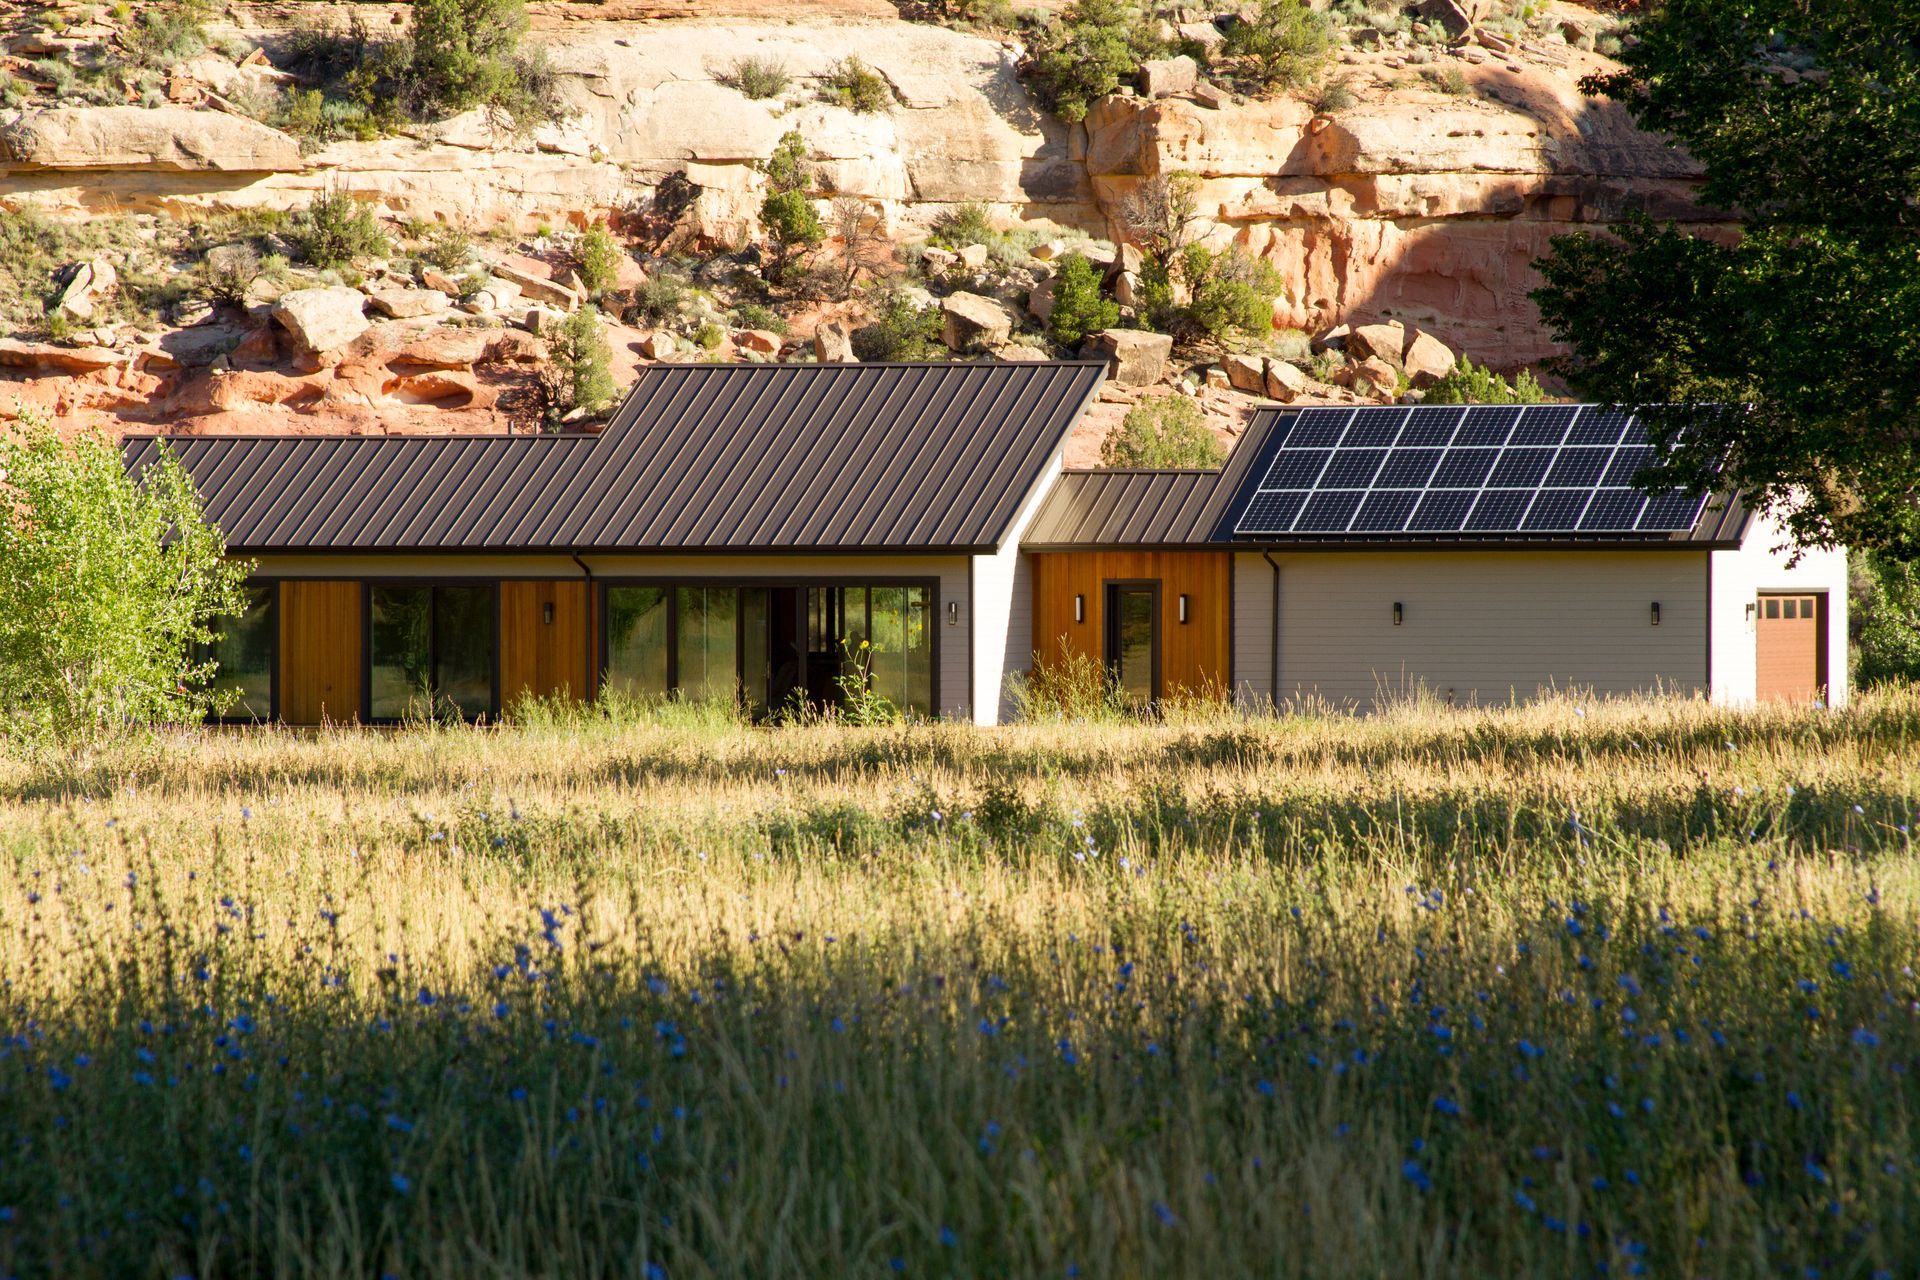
[
  {"xmin": 360, "ymin": 580, "xmax": 501, "ymax": 724},
  {"xmin": 1102, "ymin": 578, "xmax": 1162, "ymax": 705},
  {"xmin": 597, "ymin": 575, "xmax": 941, "ymax": 714},
  {"xmin": 204, "ymin": 577, "xmax": 280, "ymax": 725}
]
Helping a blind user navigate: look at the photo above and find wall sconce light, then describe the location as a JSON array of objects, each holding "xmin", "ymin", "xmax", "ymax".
[
  {"xmin": 1650, "ymin": 601, "xmax": 1661, "ymax": 627},
  {"xmin": 1745, "ymin": 601, "xmax": 1756, "ymax": 622},
  {"xmin": 1392, "ymin": 601, "xmax": 1403, "ymax": 626},
  {"xmin": 1178, "ymin": 593, "xmax": 1190, "ymax": 624},
  {"xmin": 947, "ymin": 600, "xmax": 959, "ymax": 627},
  {"xmin": 542, "ymin": 601, "xmax": 555, "ymax": 625},
  {"xmin": 1074, "ymin": 593, "xmax": 1085, "ymax": 623}
]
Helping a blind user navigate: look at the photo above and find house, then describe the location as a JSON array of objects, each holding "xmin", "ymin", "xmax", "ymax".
[{"xmin": 124, "ymin": 360, "xmax": 1847, "ymax": 725}]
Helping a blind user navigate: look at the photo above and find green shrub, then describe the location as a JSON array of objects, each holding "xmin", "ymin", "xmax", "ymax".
[
  {"xmin": 543, "ymin": 304, "xmax": 618, "ymax": 424},
  {"xmin": 1851, "ymin": 551, "xmax": 1920, "ymax": 687},
  {"xmin": 694, "ymin": 320, "xmax": 726, "ymax": 350},
  {"xmin": 121, "ymin": 1, "xmax": 211, "ymax": 68},
  {"xmin": 819, "ymin": 56, "xmax": 891, "ymax": 113},
  {"xmin": 287, "ymin": 191, "xmax": 389, "ymax": 269},
  {"xmin": 715, "ymin": 54, "xmax": 790, "ymax": 100},
  {"xmin": 574, "ymin": 224, "xmax": 624, "ymax": 296},
  {"xmin": 1423, "ymin": 65, "xmax": 1471, "ymax": 95},
  {"xmin": 1223, "ymin": 0, "xmax": 1335, "ymax": 91},
  {"xmin": 1022, "ymin": 0, "xmax": 1164, "ymax": 124},
  {"xmin": 852, "ymin": 281, "xmax": 944, "ymax": 361},
  {"xmin": 634, "ymin": 270, "xmax": 693, "ymax": 326},
  {"xmin": 1141, "ymin": 244, "xmax": 1282, "ymax": 346},
  {"xmin": 421, "ymin": 222, "xmax": 475, "ymax": 273},
  {"xmin": 1312, "ymin": 75, "xmax": 1356, "ymax": 113},
  {"xmin": 1420, "ymin": 357, "xmax": 1547, "ymax": 405},
  {"xmin": 928, "ymin": 201, "xmax": 995, "ymax": 249},
  {"xmin": 1099, "ymin": 395, "xmax": 1226, "ymax": 468},
  {"xmin": 1046, "ymin": 253, "xmax": 1119, "ymax": 348},
  {"xmin": 731, "ymin": 302, "xmax": 789, "ymax": 334},
  {"xmin": 1013, "ymin": 645, "xmax": 1130, "ymax": 721}
]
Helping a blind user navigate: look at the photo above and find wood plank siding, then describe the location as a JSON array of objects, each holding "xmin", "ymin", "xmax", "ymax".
[
  {"xmin": 500, "ymin": 581, "xmax": 593, "ymax": 707},
  {"xmin": 1030, "ymin": 551, "xmax": 1231, "ymax": 696},
  {"xmin": 280, "ymin": 580, "xmax": 361, "ymax": 725}
]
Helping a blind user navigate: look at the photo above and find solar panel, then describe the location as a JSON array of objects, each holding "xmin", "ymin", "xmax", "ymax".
[{"xmin": 1232, "ymin": 405, "xmax": 1713, "ymax": 539}]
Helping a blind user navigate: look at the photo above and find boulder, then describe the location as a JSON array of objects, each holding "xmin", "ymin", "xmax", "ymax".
[
  {"xmin": 1029, "ymin": 239, "xmax": 1067, "ymax": 262},
  {"xmin": 389, "ymin": 328, "xmax": 492, "ymax": 370},
  {"xmin": 1192, "ymin": 82, "xmax": 1231, "ymax": 110},
  {"xmin": 1080, "ymin": 243, "xmax": 1119, "ymax": 270},
  {"xmin": 491, "ymin": 261, "xmax": 581, "ymax": 310},
  {"xmin": 367, "ymin": 288, "xmax": 452, "ymax": 320},
  {"xmin": 814, "ymin": 321, "xmax": 856, "ymax": 363},
  {"xmin": 1402, "ymin": 329, "xmax": 1456, "ymax": 388},
  {"xmin": 1264, "ymin": 359, "xmax": 1309, "ymax": 402},
  {"xmin": 421, "ymin": 268, "xmax": 469, "ymax": 295},
  {"xmin": 0, "ymin": 338, "xmax": 122, "ymax": 373},
  {"xmin": 639, "ymin": 331, "xmax": 677, "ymax": 360},
  {"xmin": 736, "ymin": 328, "xmax": 782, "ymax": 355},
  {"xmin": 0, "ymin": 106, "xmax": 302, "ymax": 172},
  {"xmin": 1138, "ymin": 55, "xmax": 1198, "ymax": 99},
  {"xmin": 920, "ymin": 246, "xmax": 959, "ymax": 273},
  {"xmin": 271, "ymin": 286, "xmax": 370, "ymax": 354},
  {"xmin": 1027, "ymin": 277, "xmax": 1058, "ymax": 324},
  {"xmin": 991, "ymin": 343, "xmax": 1050, "ymax": 362},
  {"xmin": 53, "ymin": 258, "xmax": 117, "ymax": 322},
  {"xmin": 1346, "ymin": 321, "xmax": 1407, "ymax": 368},
  {"xmin": 1112, "ymin": 271, "xmax": 1143, "ymax": 308},
  {"xmin": 1221, "ymin": 352, "xmax": 1268, "ymax": 395},
  {"xmin": 957, "ymin": 243, "xmax": 990, "ymax": 271},
  {"xmin": 940, "ymin": 291, "xmax": 1015, "ymax": 352},
  {"xmin": 464, "ymin": 278, "xmax": 523, "ymax": 313},
  {"xmin": 1176, "ymin": 21, "xmax": 1225, "ymax": 51},
  {"xmin": 1081, "ymin": 328, "xmax": 1172, "ymax": 387},
  {"xmin": 1312, "ymin": 323, "xmax": 1351, "ymax": 354},
  {"xmin": 1417, "ymin": 0, "xmax": 1476, "ymax": 38},
  {"xmin": 1351, "ymin": 355, "xmax": 1402, "ymax": 398},
  {"xmin": 1204, "ymin": 366, "xmax": 1231, "ymax": 391}
]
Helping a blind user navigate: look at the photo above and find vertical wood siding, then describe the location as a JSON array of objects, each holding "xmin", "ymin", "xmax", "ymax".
[
  {"xmin": 1030, "ymin": 551, "xmax": 1232, "ymax": 696},
  {"xmin": 280, "ymin": 580, "xmax": 361, "ymax": 725},
  {"xmin": 500, "ymin": 581, "xmax": 592, "ymax": 707}
]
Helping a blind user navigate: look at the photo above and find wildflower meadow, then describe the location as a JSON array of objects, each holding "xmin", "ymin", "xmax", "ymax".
[{"xmin": 1, "ymin": 692, "xmax": 1917, "ymax": 1277}]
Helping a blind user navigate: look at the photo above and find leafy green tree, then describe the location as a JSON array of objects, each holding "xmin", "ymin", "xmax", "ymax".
[
  {"xmin": 1530, "ymin": 0, "xmax": 1920, "ymax": 555},
  {"xmin": 288, "ymin": 189, "xmax": 388, "ymax": 269},
  {"xmin": 1024, "ymin": 0, "xmax": 1164, "ymax": 124},
  {"xmin": 1223, "ymin": 0, "xmax": 1334, "ymax": 91},
  {"xmin": 1420, "ymin": 357, "xmax": 1547, "ymax": 405},
  {"xmin": 1047, "ymin": 252, "xmax": 1119, "ymax": 347},
  {"xmin": 759, "ymin": 191, "xmax": 824, "ymax": 284},
  {"xmin": 1099, "ymin": 395, "xmax": 1226, "ymax": 468},
  {"xmin": 761, "ymin": 129, "xmax": 811, "ymax": 196},
  {"xmin": 0, "ymin": 411, "xmax": 250, "ymax": 752},
  {"xmin": 1850, "ymin": 550, "xmax": 1920, "ymax": 686}
]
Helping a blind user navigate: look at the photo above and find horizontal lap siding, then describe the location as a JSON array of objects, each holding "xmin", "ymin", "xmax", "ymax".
[
  {"xmin": 1031, "ymin": 551, "xmax": 1232, "ymax": 696},
  {"xmin": 280, "ymin": 580, "xmax": 361, "ymax": 725},
  {"xmin": 1270, "ymin": 551, "xmax": 1708, "ymax": 711}
]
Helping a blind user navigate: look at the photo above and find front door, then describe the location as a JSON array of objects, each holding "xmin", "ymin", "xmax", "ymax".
[
  {"xmin": 1756, "ymin": 593, "xmax": 1825, "ymax": 703},
  {"xmin": 1104, "ymin": 582, "xmax": 1160, "ymax": 705}
]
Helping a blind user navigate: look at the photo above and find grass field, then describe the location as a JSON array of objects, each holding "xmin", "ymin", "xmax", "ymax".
[{"xmin": 2, "ymin": 693, "xmax": 1918, "ymax": 1278}]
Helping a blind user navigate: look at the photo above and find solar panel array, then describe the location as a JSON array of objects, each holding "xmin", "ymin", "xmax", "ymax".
[{"xmin": 1233, "ymin": 405, "xmax": 1710, "ymax": 538}]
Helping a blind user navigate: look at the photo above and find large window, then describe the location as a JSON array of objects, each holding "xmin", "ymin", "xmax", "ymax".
[
  {"xmin": 604, "ymin": 581, "xmax": 935, "ymax": 717},
  {"xmin": 204, "ymin": 581, "xmax": 275, "ymax": 721},
  {"xmin": 368, "ymin": 584, "xmax": 496, "ymax": 721}
]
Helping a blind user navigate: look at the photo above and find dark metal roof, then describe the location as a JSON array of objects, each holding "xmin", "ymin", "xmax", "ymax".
[
  {"xmin": 1022, "ymin": 408, "xmax": 1753, "ymax": 551},
  {"xmin": 124, "ymin": 361, "xmax": 1107, "ymax": 554}
]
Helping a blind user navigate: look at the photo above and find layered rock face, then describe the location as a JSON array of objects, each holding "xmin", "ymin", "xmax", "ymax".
[{"xmin": 1081, "ymin": 61, "xmax": 1713, "ymax": 367}]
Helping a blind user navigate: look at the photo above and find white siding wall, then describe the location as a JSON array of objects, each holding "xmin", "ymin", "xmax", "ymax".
[
  {"xmin": 972, "ymin": 453, "xmax": 1063, "ymax": 725},
  {"xmin": 1244, "ymin": 550, "xmax": 1711, "ymax": 711},
  {"xmin": 254, "ymin": 552, "xmax": 975, "ymax": 720},
  {"xmin": 1708, "ymin": 511, "xmax": 1850, "ymax": 705},
  {"xmin": 1232, "ymin": 552, "xmax": 1275, "ymax": 710}
]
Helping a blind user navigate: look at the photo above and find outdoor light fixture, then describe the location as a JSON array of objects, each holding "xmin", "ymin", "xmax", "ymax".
[
  {"xmin": 1074, "ymin": 593, "xmax": 1085, "ymax": 623},
  {"xmin": 1178, "ymin": 593, "xmax": 1190, "ymax": 624},
  {"xmin": 948, "ymin": 601, "xmax": 959, "ymax": 626},
  {"xmin": 1393, "ymin": 601, "xmax": 1403, "ymax": 626},
  {"xmin": 543, "ymin": 601, "xmax": 555, "ymax": 625},
  {"xmin": 1651, "ymin": 601, "xmax": 1661, "ymax": 626}
]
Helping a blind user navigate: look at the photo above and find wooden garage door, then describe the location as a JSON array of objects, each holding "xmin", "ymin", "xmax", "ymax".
[{"xmin": 1756, "ymin": 594, "xmax": 1824, "ymax": 703}]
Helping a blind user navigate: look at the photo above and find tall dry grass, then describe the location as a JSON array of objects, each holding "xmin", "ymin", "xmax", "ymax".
[{"xmin": 1, "ymin": 691, "xmax": 1917, "ymax": 1276}]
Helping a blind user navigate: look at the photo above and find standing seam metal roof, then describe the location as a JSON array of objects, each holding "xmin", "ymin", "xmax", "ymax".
[
  {"xmin": 1022, "ymin": 409, "xmax": 1754, "ymax": 550},
  {"xmin": 122, "ymin": 361, "xmax": 1108, "ymax": 554}
]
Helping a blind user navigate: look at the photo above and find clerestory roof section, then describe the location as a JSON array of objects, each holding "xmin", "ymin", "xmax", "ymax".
[{"xmin": 122, "ymin": 360, "xmax": 1108, "ymax": 555}]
